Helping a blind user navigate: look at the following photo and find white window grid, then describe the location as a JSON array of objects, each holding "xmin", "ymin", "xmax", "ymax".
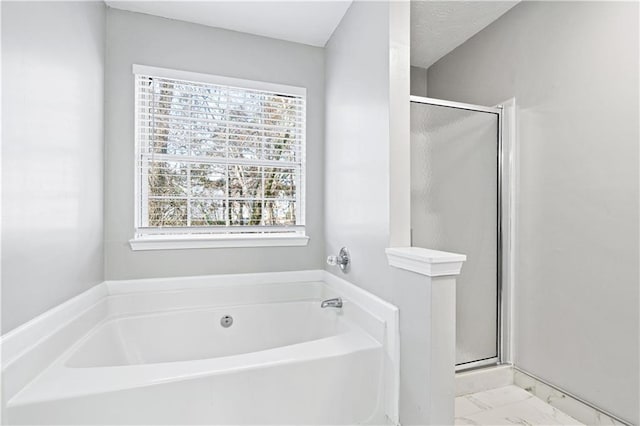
[{"xmin": 133, "ymin": 65, "xmax": 306, "ymax": 238}]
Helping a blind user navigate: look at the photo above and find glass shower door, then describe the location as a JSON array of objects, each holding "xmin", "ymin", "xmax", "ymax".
[{"xmin": 410, "ymin": 99, "xmax": 500, "ymax": 368}]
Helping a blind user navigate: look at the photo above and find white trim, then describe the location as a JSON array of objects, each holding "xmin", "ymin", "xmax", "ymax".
[
  {"xmin": 136, "ymin": 225, "xmax": 306, "ymax": 236},
  {"xmin": 410, "ymin": 95, "xmax": 502, "ymax": 115},
  {"xmin": 105, "ymin": 269, "xmax": 325, "ymax": 294},
  {"xmin": 499, "ymin": 97, "xmax": 517, "ymax": 365},
  {"xmin": 297, "ymin": 86, "xmax": 307, "ymax": 230},
  {"xmin": 456, "ymin": 357, "xmax": 499, "ymax": 372},
  {"xmin": 132, "ymin": 64, "xmax": 306, "ymax": 97},
  {"xmin": 129, "ymin": 233, "xmax": 309, "ymax": 250},
  {"xmin": 385, "ymin": 247, "xmax": 466, "ymax": 277}
]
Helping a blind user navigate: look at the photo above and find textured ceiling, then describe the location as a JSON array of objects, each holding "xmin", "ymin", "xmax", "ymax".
[
  {"xmin": 106, "ymin": 1, "xmax": 352, "ymax": 47},
  {"xmin": 411, "ymin": 1, "xmax": 519, "ymax": 69}
]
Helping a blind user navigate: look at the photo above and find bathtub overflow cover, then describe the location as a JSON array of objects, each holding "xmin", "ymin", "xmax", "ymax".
[{"xmin": 220, "ymin": 315, "xmax": 233, "ymax": 328}]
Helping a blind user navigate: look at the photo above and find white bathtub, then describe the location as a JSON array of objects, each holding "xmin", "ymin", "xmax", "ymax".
[
  {"xmin": 3, "ymin": 271, "xmax": 399, "ymax": 425},
  {"xmin": 67, "ymin": 301, "xmax": 352, "ymax": 367}
]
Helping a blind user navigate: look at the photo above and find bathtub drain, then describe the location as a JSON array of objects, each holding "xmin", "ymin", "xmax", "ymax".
[{"xmin": 220, "ymin": 315, "xmax": 233, "ymax": 328}]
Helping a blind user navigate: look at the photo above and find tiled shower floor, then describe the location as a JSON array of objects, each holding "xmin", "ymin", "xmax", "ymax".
[{"xmin": 455, "ymin": 385, "xmax": 583, "ymax": 425}]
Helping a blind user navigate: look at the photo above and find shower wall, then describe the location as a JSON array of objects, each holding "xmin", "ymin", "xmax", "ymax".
[
  {"xmin": 410, "ymin": 102, "xmax": 498, "ymax": 367},
  {"xmin": 426, "ymin": 2, "xmax": 639, "ymax": 423}
]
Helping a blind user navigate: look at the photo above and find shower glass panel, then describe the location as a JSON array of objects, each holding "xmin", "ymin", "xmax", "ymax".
[{"xmin": 410, "ymin": 99, "xmax": 499, "ymax": 368}]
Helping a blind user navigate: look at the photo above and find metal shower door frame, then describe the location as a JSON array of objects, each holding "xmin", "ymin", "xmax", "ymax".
[{"xmin": 409, "ymin": 95, "xmax": 506, "ymax": 371}]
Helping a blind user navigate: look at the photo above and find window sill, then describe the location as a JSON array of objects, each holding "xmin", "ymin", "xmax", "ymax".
[{"xmin": 129, "ymin": 234, "xmax": 310, "ymax": 251}]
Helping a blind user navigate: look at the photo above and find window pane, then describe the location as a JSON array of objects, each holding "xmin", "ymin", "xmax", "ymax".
[
  {"xmin": 228, "ymin": 165, "xmax": 262, "ymax": 199},
  {"xmin": 229, "ymin": 200, "xmax": 263, "ymax": 226},
  {"xmin": 148, "ymin": 198, "xmax": 187, "ymax": 227},
  {"xmin": 190, "ymin": 164, "xmax": 226, "ymax": 198},
  {"xmin": 136, "ymin": 71, "xmax": 304, "ymax": 232},
  {"xmin": 228, "ymin": 128, "xmax": 262, "ymax": 160},
  {"xmin": 190, "ymin": 200, "xmax": 226, "ymax": 226},
  {"xmin": 148, "ymin": 162, "xmax": 188, "ymax": 196},
  {"xmin": 264, "ymin": 167, "xmax": 296, "ymax": 199},
  {"xmin": 190, "ymin": 126, "xmax": 226, "ymax": 158},
  {"xmin": 263, "ymin": 200, "xmax": 296, "ymax": 226}
]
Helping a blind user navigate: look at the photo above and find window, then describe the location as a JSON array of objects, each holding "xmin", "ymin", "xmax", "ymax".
[{"xmin": 130, "ymin": 65, "xmax": 307, "ymax": 250}]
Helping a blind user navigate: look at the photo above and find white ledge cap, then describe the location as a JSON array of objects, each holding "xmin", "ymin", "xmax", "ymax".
[{"xmin": 385, "ymin": 247, "xmax": 467, "ymax": 277}]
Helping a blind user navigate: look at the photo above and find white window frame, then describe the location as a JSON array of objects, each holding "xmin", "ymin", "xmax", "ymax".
[{"xmin": 129, "ymin": 65, "xmax": 308, "ymax": 250}]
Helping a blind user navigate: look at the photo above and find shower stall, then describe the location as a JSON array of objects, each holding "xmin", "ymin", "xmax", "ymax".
[{"xmin": 410, "ymin": 96, "xmax": 514, "ymax": 371}]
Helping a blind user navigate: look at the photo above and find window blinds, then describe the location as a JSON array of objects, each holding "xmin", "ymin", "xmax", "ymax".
[{"xmin": 134, "ymin": 67, "xmax": 306, "ymax": 237}]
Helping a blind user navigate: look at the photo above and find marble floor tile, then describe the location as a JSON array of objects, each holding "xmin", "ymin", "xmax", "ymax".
[
  {"xmin": 456, "ymin": 395, "xmax": 490, "ymax": 417},
  {"xmin": 512, "ymin": 370, "xmax": 624, "ymax": 425},
  {"xmin": 470, "ymin": 385, "xmax": 534, "ymax": 409},
  {"xmin": 455, "ymin": 385, "xmax": 583, "ymax": 426}
]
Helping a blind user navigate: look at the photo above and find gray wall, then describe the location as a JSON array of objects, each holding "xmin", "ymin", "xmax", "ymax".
[
  {"xmin": 426, "ymin": 2, "xmax": 639, "ymax": 423},
  {"xmin": 324, "ymin": 0, "xmax": 410, "ymax": 306},
  {"xmin": 1, "ymin": 1, "xmax": 105, "ymax": 333},
  {"xmin": 105, "ymin": 8, "xmax": 325, "ymax": 279},
  {"xmin": 325, "ymin": 1, "xmax": 393, "ymax": 300},
  {"xmin": 410, "ymin": 65, "xmax": 427, "ymax": 96},
  {"xmin": 326, "ymin": 3, "xmax": 436, "ymax": 424}
]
